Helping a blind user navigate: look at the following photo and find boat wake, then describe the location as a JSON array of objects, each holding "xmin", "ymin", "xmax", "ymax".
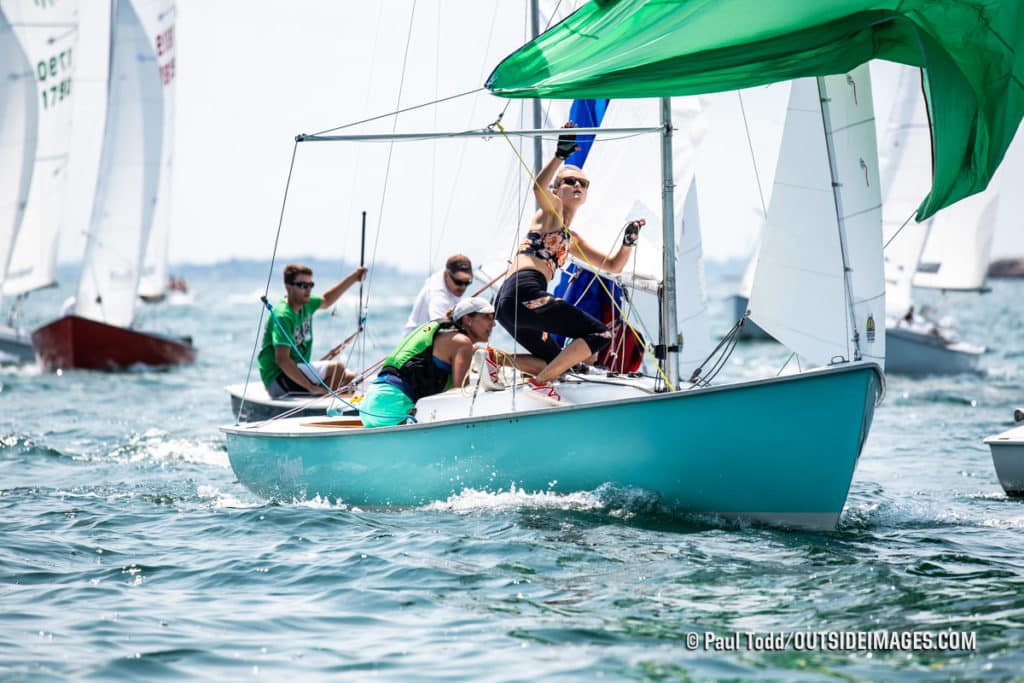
[
  {"xmin": 421, "ymin": 485, "xmax": 605, "ymax": 514},
  {"xmin": 107, "ymin": 429, "xmax": 229, "ymax": 467},
  {"xmin": 195, "ymin": 484, "xmax": 263, "ymax": 509},
  {"xmin": 419, "ymin": 483, "xmax": 752, "ymax": 530},
  {"xmin": 840, "ymin": 494, "xmax": 1024, "ymax": 531}
]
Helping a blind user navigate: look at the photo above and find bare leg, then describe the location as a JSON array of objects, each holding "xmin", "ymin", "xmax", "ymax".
[
  {"xmin": 324, "ymin": 361, "xmax": 353, "ymax": 391},
  {"xmin": 535, "ymin": 338, "xmax": 593, "ymax": 383},
  {"xmin": 494, "ymin": 351, "xmax": 547, "ymax": 376}
]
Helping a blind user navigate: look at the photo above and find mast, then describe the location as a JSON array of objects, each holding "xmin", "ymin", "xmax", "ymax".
[
  {"xmin": 659, "ymin": 98, "xmax": 679, "ymax": 385},
  {"xmin": 530, "ymin": 0, "xmax": 542, "ymax": 177},
  {"xmin": 816, "ymin": 77, "xmax": 861, "ymax": 362}
]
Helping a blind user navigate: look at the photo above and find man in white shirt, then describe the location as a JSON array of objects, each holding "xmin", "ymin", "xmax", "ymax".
[{"xmin": 404, "ymin": 254, "xmax": 474, "ymax": 332}]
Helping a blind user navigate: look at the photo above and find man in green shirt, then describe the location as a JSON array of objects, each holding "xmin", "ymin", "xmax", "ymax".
[{"xmin": 257, "ymin": 263, "xmax": 367, "ymax": 398}]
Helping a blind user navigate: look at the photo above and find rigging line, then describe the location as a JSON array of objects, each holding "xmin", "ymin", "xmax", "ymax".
[
  {"xmin": 336, "ymin": 3, "xmax": 386, "ymax": 309},
  {"xmin": 687, "ymin": 320, "xmax": 738, "ymax": 385},
  {"xmin": 737, "ymin": 90, "xmax": 769, "ymax": 220},
  {"xmin": 776, "ymin": 352, "xmax": 798, "ymax": 377},
  {"xmin": 694, "ymin": 329, "xmax": 740, "ymax": 386},
  {"xmin": 882, "ymin": 209, "xmax": 918, "ymax": 250},
  {"xmin": 237, "ymin": 140, "xmax": 301, "ymax": 424},
  {"xmin": 499, "ymin": 0, "xmax": 574, "ymax": 122},
  {"xmin": 430, "ymin": 1, "xmax": 504, "ymax": 266},
  {"xmin": 363, "ymin": 0, "xmax": 418, "ymax": 327},
  {"xmin": 307, "ymin": 87, "xmax": 484, "ymax": 138},
  {"xmin": 428, "ymin": 0, "xmax": 441, "ymax": 275},
  {"xmin": 495, "ymin": 122, "xmax": 675, "ymax": 391}
]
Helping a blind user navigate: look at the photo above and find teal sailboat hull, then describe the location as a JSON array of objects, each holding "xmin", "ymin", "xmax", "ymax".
[{"xmin": 223, "ymin": 363, "xmax": 883, "ymax": 529}]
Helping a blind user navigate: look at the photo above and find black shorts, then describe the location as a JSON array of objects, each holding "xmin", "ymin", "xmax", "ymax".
[
  {"xmin": 265, "ymin": 372, "xmax": 312, "ymax": 400},
  {"xmin": 495, "ymin": 269, "xmax": 611, "ymax": 362}
]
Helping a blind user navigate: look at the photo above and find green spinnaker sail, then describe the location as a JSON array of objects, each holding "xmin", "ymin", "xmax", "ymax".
[{"xmin": 485, "ymin": 0, "xmax": 1024, "ymax": 220}]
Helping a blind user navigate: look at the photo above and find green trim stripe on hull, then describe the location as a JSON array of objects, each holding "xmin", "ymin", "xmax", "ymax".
[{"xmin": 225, "ymin": 364, "xmax": 882, "ymax": 530}]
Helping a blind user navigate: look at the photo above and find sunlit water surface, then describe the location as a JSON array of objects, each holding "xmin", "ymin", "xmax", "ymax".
[{"xmin": 2, "ymin": 271, "xmax": 1022, "ymax": 681}]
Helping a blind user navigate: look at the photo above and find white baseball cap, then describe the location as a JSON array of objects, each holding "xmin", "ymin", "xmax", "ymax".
[{"xmin": 452, "ymin": 296, "xmax": 495, "ymax": 322}]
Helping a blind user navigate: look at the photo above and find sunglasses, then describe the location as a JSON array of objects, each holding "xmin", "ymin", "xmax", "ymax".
[
  {"xmin": 448, "ymin": 273, "xmax": 473, "ymax": 288},
  {"xmin": 288, "ymin": 281, "xmax": 315, "ymax": 290},
  {"xmin": 558, "ymin": 176, "xmax": 590, "ymax": 189}
]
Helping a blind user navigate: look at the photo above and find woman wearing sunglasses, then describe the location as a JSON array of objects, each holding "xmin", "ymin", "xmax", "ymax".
[{"xmin": 494, "ymin": 122, "xmax": 645, "ymax": 402}]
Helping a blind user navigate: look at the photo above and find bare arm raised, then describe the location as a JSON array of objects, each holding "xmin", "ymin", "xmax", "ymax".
[
  {"xmin": 319, "ymin": 266, "xmax": 367, "ymax": 310},
  {"xmin": 568, "ymin": 218, "xmax": 645, "ymax": 274}
]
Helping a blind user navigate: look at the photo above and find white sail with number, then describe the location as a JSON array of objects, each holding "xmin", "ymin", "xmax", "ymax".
[
  {"xmin": 75, "ymin": 0, "xmax": 174, "ymax": 326},
  {"xmin": 136, "ymin": 0, "xmax": 175, "ymax": 301},
  {"xmin": 1, "ymin": 0, "xmax": 78, "ymax": 302},
  {"xmin": 0, "ymin": 3, "xmax": 38, "ymax": 308}
]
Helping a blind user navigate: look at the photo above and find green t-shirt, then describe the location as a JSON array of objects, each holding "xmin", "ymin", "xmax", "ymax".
[{"xmin": 257, "ymin": 295, "xmax": 323, "ymax": 385}]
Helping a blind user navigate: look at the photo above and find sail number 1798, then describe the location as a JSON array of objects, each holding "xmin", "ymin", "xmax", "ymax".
[{"xmin": 37, "ymin": 48, "xmax": 72, "ymax": 110}]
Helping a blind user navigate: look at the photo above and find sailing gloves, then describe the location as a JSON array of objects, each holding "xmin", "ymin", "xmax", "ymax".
[
  {"xmin": 623, "ymin": 219, "xmax": 644, "ymax": 246},
  {"xmin": 555, "ymin": 130, "xmax": 579, "ymax": 159}
]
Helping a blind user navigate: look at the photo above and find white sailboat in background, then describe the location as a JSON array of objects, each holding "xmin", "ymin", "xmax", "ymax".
[
  {"xmin": 32, "ymin": 0, "xmax": 194, "ymax": 370},
  {"xmin": 985, "ymin": 408, "xmax": 1024, "ymax": 498},
  {"xmin": 0, "ymin": 0, "xmax": 77, "ymax": 364},
  {"xmin": 876, "ymin": 64, "xmax": 986, "ymax": 374},
  {"xmin": 136, "ymin": 0, "xmax": 175, "ymax": 306}
]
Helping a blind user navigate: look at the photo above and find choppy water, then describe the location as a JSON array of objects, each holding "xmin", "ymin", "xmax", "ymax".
[{"xmin": 2, "ymin": 270, "xmax": 1023, "ymax": 681}]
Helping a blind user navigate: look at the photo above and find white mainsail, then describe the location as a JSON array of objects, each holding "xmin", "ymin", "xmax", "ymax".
[
  {"xmin": 749, "ymin": 66, "xmax": 885, "ymax": 367},
  {"xmin": 912, "ymin": 177, "xmax": 1001, "ymax": 292},
  {"xmin": 75, "ymin": 0, "xmax": 171, "ymax": 327},
  {"xmin": 136, "ymin": 0, "xmax": 175, "ymax": 300},
  {"xmin": 875, "ymin": 64, "xmax": 932, "ymax": 318},
  {"xmin": 1, "ymin": 0, "xmax": 78, "ymax": 301},
  {"xmin": 0, "ymin": 3, "xmax": 38, "ymax": 310}
]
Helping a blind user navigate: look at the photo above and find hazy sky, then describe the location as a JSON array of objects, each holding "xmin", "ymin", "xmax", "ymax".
[{"xmin": 55, "ymin": 0, "xmax": 1024, "ymax": 277}]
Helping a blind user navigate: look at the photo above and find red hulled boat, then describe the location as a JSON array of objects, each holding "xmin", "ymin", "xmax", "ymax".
[{"xmin": 32, "ymin": 315, "xmax": 196, "ymax": 370}]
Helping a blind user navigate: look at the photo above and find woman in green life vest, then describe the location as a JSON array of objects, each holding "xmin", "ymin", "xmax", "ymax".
[{"xmin": 359, "ymin": 296, "xmax": 497, "ymax": 428}]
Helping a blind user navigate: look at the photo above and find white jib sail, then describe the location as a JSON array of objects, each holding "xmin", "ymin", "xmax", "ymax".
[
  {"xmin": 1, "ymin": 0, "xmax": 78, "ymax": 300},
  {"xmin": 675, "ymin": 176, "xmax": 712, "ymax": 381},
  {"xmin": 749, "ymin": 65, "xmax": 885, "ymax": 368},
  {"xmin": 912, "ymin": 173, "xmax": 1002, "ymax": 292},
  {"xmin": 136, "ymin": 0, "xmax": 175, "ymax": 300},
  {"xmin": 75, "ymin": 0, "xmax": 165, "ymax": 327},
  {"xmin": 874, "ymin": 64, "xmax": 933, "ymax": 318},
  {"xmin": 0, "ymin": 3, "xmax": 38, "ymax": 310}
]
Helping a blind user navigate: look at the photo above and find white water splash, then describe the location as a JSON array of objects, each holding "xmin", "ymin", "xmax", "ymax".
[
  {"xmin": 421, "ymin": 484, "xmax": 604, "ymax": 514},
  {"xmin": 293, "ymin": 495, "xmax": 354, "ymax": 510},
  {"xmin": 195, "ymin": 484, "xmax": 259, "ymax": 509},
  {"xmin": 111, "ymin": 431, "xmax": 229, "ymax": 467}
]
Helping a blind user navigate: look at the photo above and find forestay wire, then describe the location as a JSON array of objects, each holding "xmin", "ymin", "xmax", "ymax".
[
  {"xmin": 360, "ymin": 0, "xmax": 420, "ymax": 356},
  {"xmin": 236, "ymin": 141, "xmax": 301, "ymax": 425}
]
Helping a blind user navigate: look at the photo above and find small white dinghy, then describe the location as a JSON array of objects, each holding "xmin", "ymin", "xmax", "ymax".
[
  {"xmin": 983, "ymin": 410, "xmax": 1024, "ymax": 497},
  {"xmin": 226, "ymin": 382, "xmax": 358, "ymax": 423}
]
